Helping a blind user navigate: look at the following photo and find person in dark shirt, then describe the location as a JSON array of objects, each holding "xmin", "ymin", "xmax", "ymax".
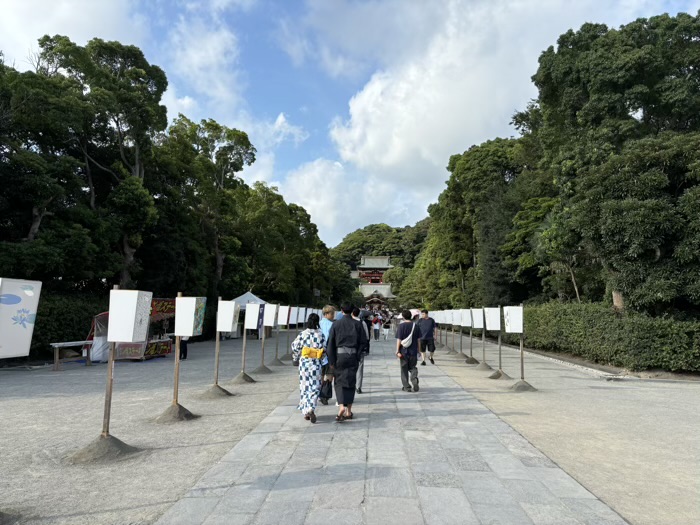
[
  {"xmin": 327, "ymin": 303, "xmax": 369, "ymax": 421},
  {"xmin": 417, "ymin": 309, "xmax": 437, "ymax": 366},
  {"xmin": 395, "ymin": 309, "xmax": 423, "ymax": 392}
]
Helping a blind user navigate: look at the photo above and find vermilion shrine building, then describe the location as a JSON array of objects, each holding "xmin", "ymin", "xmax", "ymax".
[{"xmin": 350, "ymin": 255, "xmax": 396, "ymax": 309}]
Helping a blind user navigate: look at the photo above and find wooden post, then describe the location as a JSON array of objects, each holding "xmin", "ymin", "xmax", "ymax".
[
  {"xmin": 520, "ymin": 333, "xmax": 525, "ymax": 380},
  {"xmin": 172, "ymin": 292, "xmax": 182, "ymax": 405},
  {"xmin": 214, "ymin": 296, "xmax": 222, "ymax": 386},
  {"xmin": 101, "ymin": 284, "xmax": 119, "ymax": 436},
  {"xmin": 510, "ymin": 303, "xmax": 536, "ymax": 391},
  {"xmin": 242, "ymin": 328, "xmax": 247, "ymax": 372}
]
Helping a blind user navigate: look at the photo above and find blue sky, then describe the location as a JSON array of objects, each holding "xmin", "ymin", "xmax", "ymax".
[{"xmin": 3, "ymin": 0, "xmax": 700, "ymax": 246}]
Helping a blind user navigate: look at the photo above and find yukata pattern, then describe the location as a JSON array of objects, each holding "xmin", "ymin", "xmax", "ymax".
[{"xmin": 291, "ymin": 329, "xmax": 327, "ymax": 415}]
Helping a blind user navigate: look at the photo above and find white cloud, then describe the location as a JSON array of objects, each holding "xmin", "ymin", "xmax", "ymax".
[
  {"xmin": 0, "ymin": 0, "xmax": 147, "ymax": 70},
  {"xmin": 278, "ymin": 158, "xmax": 421, "ymax": 245}
]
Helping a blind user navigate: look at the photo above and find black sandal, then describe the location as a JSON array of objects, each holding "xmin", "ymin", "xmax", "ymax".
[
  {"xmin": 335, "ymin": 414, "xmax": 345, "ymax": 422},
  {"xmin": 345, "ymin": 412, "xmax": 353, "ymax": 420}
]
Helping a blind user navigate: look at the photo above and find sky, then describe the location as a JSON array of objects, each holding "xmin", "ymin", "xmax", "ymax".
[{"xmin": 2, "ymin": 0, "xmax": 700, "ymax": 247}]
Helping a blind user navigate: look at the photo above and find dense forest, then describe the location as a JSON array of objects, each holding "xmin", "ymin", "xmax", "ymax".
[
  {"xmin": 340, "ymin": 13, "xmax": 700, "ymax": 322},
  {"xmin": 0, "ymin": 36, "xmax": 357, "ymax": 352}
]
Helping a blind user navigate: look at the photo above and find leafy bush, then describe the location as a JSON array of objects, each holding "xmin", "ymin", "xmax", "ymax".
[
  {"xmin": 30, "ymin": 294, "xmax": 109, "ymax": 360},
  {"xmin": 504, "ymin": 303, "xmax": 700, "ymax": 372}
]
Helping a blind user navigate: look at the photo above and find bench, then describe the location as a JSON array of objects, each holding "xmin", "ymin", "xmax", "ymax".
[{"xmin": 50, "ymin": 341, "xmax": 93, "ymax": 371}]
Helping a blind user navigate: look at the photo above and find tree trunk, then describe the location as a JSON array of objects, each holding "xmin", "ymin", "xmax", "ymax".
[
  {"xmin": 612, "ymin": 290, "xmax": 625, "ymax": 311},
  {"xmin": 567, "ymin": 264, "xmax": 581, "ymax": 303},
  {"xmin": 213, "ymin": 234, "xmax": 224, "ymax": 296},
  {"xmin": 25, "ymin": 198, "xmax": 54, "ymax": 241},
  {"xmin": 120, "ymin": 234, "xmax": 137, "ymax": 288}
]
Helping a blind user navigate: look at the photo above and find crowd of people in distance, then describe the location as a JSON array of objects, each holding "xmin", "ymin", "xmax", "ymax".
[{"xmin": 289, "ymin": 304, "xmax": 437, "ymax": 423}]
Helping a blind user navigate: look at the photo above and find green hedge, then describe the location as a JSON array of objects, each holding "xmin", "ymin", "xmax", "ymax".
[
  {"xmin": 504, "ymin": 303, "xmax": 700, "ymax": 372},
  {"xmin": 30, "ymin": 293, "xmax": 109, "ymax": 360}
]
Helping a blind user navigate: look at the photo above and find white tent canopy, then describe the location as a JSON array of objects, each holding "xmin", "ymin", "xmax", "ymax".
[{"xmin": 232, "ymin": 291, "xmax": 266, "ymax": 309}]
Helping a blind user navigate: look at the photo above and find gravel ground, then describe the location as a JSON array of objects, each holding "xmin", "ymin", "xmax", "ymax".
[
  {"xmin": 0, "ymin": 331, "xmax": 300, "ymax": 525},
  {"xmin": 433, "ymin": 331, "xmax": 700, "ymax": 525}
]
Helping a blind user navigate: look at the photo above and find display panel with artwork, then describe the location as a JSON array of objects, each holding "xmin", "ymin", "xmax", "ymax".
[
  {"xmin": 174, "ymin": 297, "xmax": 206, "ymax": 337},
  {"xmin": 108, "ymin": 290, "xmax": 153, "ymax": 343},
  {"xmin": 470, "ymin": 308, "xmax": 484, "ymax": 329},
  {"xmin": 484, "ymin": 307, "xmax": 501, "ymax": 331},
  {"xmin": 216, "ymin": 300, "xmax": 240, "ymax": 333},
  {"xmin": 0, "ymin": 278, "xmax": 43, "ymax": 359},
  {"xmin": 503, "ymin": 306, "xmax": 524, "ymax": 334},
  {"xmin": 460, "ymin": 309, "xmax": 472, "ymax": 327}
]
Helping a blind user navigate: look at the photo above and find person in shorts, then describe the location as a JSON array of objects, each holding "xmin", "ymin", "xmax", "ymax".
[{"xmin": 417, "ymin": 309, "xmax": 436, "ymax": 365}]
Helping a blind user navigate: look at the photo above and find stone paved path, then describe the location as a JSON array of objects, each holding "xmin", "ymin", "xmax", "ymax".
[{"xmin": 155, "ymin": 339, "xmax": 628, "ymax": 525}]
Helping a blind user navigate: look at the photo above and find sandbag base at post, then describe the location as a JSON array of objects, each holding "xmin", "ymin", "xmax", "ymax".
[
  {"xmin": 446, "ymin": 348, "xmax": 458, "ymax": 356},
  {"xmin": 156, "ymin": 403, "xmax": 200, "ymax": 424},
  {"xmin": 464, "ymin": 356, "xmax": 479, "ymax": 365},
  {"xmin": 68, "ymin": 434, "xmax": 140, "ymax": 464},
  {"xmin": 199, "ymin": 384, "xmax": 234, "ymax": 399},
  {"xmin": 488, "ymin": 369, "xmax": 513, "ymax": 380},
  {"xmin": 267, "ymin": 357, "xmax": 286, "ymax": 366},
  {"xmin": 231, "ymin": 371, "xmax": 256, "ymax": 384},
  {"xmin": 280, "ymin": 353, "xmax": 293, "ymax": 361},
  {"xmin": 510, "ymin": 380, "xmax": 537, "ymax": 392},
  {"xmin": 475, "ymin": 361, "xmax": 493, "ymax": 371},
  {"xmin": 252, "ymin": 364, "xmax": 273, "ymax": 374}
]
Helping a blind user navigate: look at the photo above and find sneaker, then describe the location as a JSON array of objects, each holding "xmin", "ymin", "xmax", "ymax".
[
  {"xmin": 401, "ymin": 386, "xmax": 412, "ymax": 392},
  {"xmin": 429, "ymin": 356, "xmax": 435, "ymax": 365},
  {"xmin": 412, "ymin": 383, "xmax": 420, "ymax": 392},
  {"xmin": 421, "ymin": 361, "xmax": 426, "ymax": 366}
]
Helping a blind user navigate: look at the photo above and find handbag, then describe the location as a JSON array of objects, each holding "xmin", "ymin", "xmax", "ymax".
[
  {"xmin": 320, "ymin": 379, "xmax": 333, "ymax": 400},
  {"xmin": 401, "ymin": 323, "xmax": 416, "ymax": 349}
]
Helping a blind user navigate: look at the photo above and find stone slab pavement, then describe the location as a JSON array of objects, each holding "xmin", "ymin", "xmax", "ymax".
[{"xmin": 155, "ymin": 338, "xmax": 627, "ymax": 525}]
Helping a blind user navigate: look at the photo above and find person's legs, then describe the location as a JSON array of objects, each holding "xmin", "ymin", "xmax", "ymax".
[
  {"xmin": 427, "ymin": 339, "xmax": 435, "ymax": 364},
  {"xmin": 400, "ymin": 357, "xmax": 411, "ymax": 389},
  {"xmin": 356, "ymin": 354, "xmax": 365, "ymax": 393},
  {"xmin": 180, "ymin": 340, "xmax": 188, "ymax": 360},
  {"xmin": 408, "ymin": 355, "xmax": 419, "ymax": 391}
]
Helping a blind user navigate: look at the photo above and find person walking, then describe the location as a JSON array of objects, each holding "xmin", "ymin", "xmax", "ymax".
[
  {"xmin": 395, "ymin": 309, "xmax": 422, "ymax": 392},
  {"xmin": 417, "ymin": 309, "xmax": 437, "ymax": 366},
  {"xmin": 318, "ymin": 305, "xmax": 336, "ymax": 405},
  {"xmin": 382, "ymin": 317, "xmax": 391, "ymax": 340},
  {"xmin": 291, "ymin": 313, "xmax": 326, "ymax": 423},
  {"xmin": 355, "ymin": 309, "xmax": 371, "ymax": 394},
  {"xmin": 372, "ymin": 315, "xmax": 381, "ymax": 341},
  {"xmin": 327, "ymin": 303, "xmax": 368, "ymax": 421}
]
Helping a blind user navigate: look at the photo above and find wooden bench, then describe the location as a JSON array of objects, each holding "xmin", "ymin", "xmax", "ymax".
[{"xmin": 50, "ymin": 341, "xmax": 93, "ymax": 371}]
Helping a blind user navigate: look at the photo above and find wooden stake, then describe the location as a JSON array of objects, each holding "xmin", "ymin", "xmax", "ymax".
[{"xmin": 101, "ymin": 284, "xmax": 119, "ymax": 437}]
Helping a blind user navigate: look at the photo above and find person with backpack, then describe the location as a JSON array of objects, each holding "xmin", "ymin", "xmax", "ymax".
[{"xmin": 395, "ymin": 309, "xmax": 423, "ymax": 392}]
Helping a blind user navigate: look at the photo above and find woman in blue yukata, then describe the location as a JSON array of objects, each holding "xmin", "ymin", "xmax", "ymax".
[{"xmin": 291, "ymin": 313, "xmax": 327, "ymax": 423}]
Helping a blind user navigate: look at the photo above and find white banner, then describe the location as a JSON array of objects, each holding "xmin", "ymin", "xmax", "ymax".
[
  {"xmin": 470, "ymin": 308, "xmax": 484, "ymax": 329},
  {"xmin": 244, "ymin": 303, "xmax": 261, "ymax": 330},
  {"xmin": 277, "ymin": 305, "xmax": 290, "ymax": 326},
  {"xmin": 484, "ymin": 307, "xmax": 501, "ymax": 331},
  {"xmin": 263, "ymin": 304, "xmax": 279, "ymax": 327},
  {"xmin": 503, "ymin": 306, "xmax": 524, "ymax": 334},
  {"xmin": 0, "ymin": 278, "xmax": 42, "ymax": 358},
  {"xmin": 460, "ymin": 309, "xmax": 472, "ymax": 327},
  {"xmin": 216, "ymin": 300, "xmax": 240, "ymax": 333}
]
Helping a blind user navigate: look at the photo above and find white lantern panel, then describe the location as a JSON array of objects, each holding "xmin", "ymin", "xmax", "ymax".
[
  {"xmin": 504, "ymin": 306, "xmax": 524, "ymax": 334},
  {"xmin": 484, "ymin": 307, "xmax": 501, "ymax": 331},
  {"xmin": 452, "ymin": 310, "xmax": 462, "ymax": 326},
  {"xmin": 278, "ymin": 306, "xmax": 290, "ymax": 326},
  {"xmin": 244, "ymin": 303, "xmax": 261, "ymax": 330},
  {"xmin": 0, "ymin": 278, "xmax": 43, "ymax": 358},
  {"xmin": 460, "ymin": 309, "xmax": 472, "ymax": 327},
  {"xmin": 470, "ymin": 308, "xmax": 484, "ymax": 329},
  {"xmin": 175, "ymin": 296, "xmax": 206, "ymax": 337},
  {"xmin": 108, "ymin": 289, "xmax": 153, "ymax": 343},
  {"xmin": 296, "ymin": 307, "xmax": 306, "ymax": 324},
  {"xmin": 216, "ymin": 300, "xmax": 240, "ymax": 333},
  {"xmin": 263, "ymin": 304, "xmax": 279, "ymax": 327}
]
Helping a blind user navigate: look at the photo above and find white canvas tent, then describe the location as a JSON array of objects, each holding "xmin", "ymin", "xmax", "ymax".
[{"xmin": 232, "ymin": 291, "xmax": 266, "ymax": 310}]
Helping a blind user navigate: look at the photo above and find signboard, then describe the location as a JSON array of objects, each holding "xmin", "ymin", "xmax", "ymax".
[
  {"xmin": 289, "ymin": 307, "xmax": 298, "ymax": 326},
  {"xmin": 460, "ymin": 309, "xmax": 472, "ymax": 327},
  {"xmin": 216, "ymin": 300, "xmax": 240, "ymax": 333},
  {"xmin": 503, "ymin": 306, "xmax": 524, "ymax": 334},
  {"xmin": 0, "ymin": 278, "xmax": 42, "ymax": 359},
  {"xmin": 484, "ymin": 307, "xmax": 501, "ymax": 331},
  {"xmin": 108, "ymin": 289, "xmax": 153, "ymax": 343},
  {"xmin": 452, "ymin": 310, "xmax": 462, "ymax": 326},
  {"xmin": 470, "ymin": 308, "xmax": 484, "ymax": 329},
  {"xmin": 297, "ymin": 307, "xmax": 306, "ymax": 324},
  {"xmin": 175, "ymin": 296, "xmax": 207, "ymax": 337},
  {"xmin": 244, "ymin": 303, "xmax": 261, "ymax": 330},
  {"xmin": 277, "ymin": 306, "xmax": 290, "ymax": 327},
  {"xmin": 264, "ymin": 304, "xmax": 279, "ymax": 327}
]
